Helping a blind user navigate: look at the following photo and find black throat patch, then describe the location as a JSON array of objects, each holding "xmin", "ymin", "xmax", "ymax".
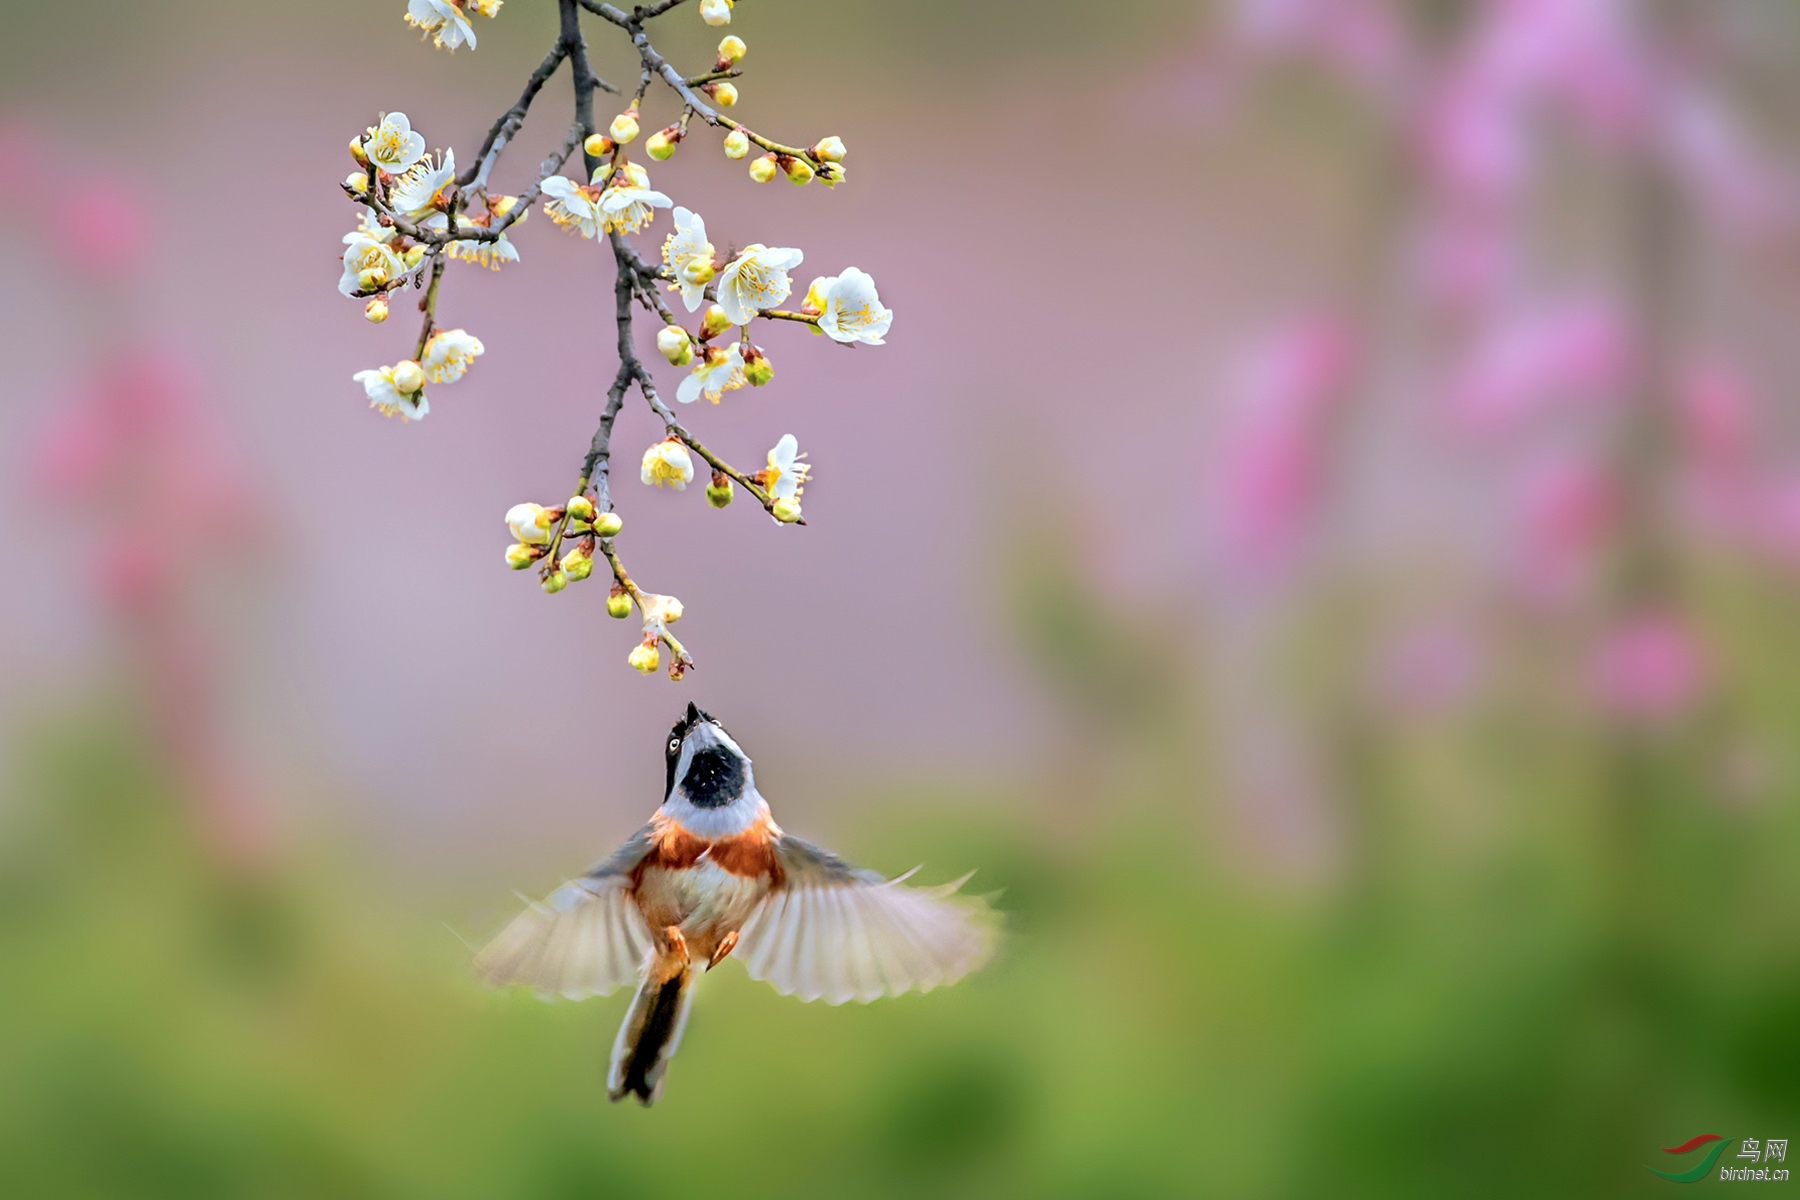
[{"xmin": 680, "ymin": 745, "xmax": 746, "ymax": 809}]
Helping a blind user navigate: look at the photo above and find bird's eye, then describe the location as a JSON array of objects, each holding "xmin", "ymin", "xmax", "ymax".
[{"xmin": 669, "ymin": 738, "xmax": 680, "ymax": 752}]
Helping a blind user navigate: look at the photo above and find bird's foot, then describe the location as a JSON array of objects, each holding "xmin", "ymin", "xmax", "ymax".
[{"xmin": 708, "ymin": 931, "xmax": 738, "ymax": 968}]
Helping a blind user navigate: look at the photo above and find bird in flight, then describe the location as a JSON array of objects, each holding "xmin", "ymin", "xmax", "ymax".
[{"xmin": 474, "ymin": 702, "xmax": 997, "ymax": 1105}]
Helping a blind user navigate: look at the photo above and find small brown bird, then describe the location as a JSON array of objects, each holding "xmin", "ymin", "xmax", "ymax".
[{"xmin": 474, "ymin": 702, "xmax": 997, "ymax": 1105}]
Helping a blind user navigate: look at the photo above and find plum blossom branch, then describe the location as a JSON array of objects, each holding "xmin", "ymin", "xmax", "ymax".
[{"xmin": 344, "ymin": 0, "xmax": 881, "ymax": 675}]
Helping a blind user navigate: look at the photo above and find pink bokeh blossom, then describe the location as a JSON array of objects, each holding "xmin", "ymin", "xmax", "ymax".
[
  {"xmin": 1446, "ymin": 298, "xmax": 1633, "ymax": 435},
  {"xmin": 1203, "ymin": 315, "xmax": 1361, "ymax": 582},
  {"xmin": 1589, "ymin": 612, "xmax": 1709, "ymax": 723}
]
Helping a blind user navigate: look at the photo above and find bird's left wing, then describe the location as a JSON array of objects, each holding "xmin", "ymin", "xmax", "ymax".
[
  {"xmin": 735, "ymin": 835, "xmax": 998, "ymax": 1005},
  {"xmin": 473, "ymin": 825, "xmax": 655, "ymax": 999}
]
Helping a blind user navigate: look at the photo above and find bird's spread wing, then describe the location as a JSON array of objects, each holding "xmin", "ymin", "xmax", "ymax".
[
  {"xmin": 735, "ymin": 836, "xmax": 998, "ymax": 1005},
  {"xmin": 473, "ymin": 825, "xmax": 655, "ymax": 999}
]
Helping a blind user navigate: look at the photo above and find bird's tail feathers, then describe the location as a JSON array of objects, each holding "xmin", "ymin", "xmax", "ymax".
[{"xmin": 607, "ymin": 962, "xmax": 695, "ymax": 1106}]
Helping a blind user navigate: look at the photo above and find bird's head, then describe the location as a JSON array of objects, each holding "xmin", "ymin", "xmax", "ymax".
[{"xmin": 664, "ymin": 701, "xmax": 752, "ymax": 810}]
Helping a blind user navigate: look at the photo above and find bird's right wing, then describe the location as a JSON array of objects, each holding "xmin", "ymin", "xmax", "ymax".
[
  {"xmin": 735, "ymin": 836, "xmax": 998, "ymax": 1005},
  {"xmin": 473, "ymin": 825, "xmax": 655, "ymax": 999}
]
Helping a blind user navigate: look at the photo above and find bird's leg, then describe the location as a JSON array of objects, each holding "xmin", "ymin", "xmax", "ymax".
[
  {"xmin": 708, "ymin": 930, "xmax": 738, "ymax": 968},
  {"xmin": 648, "ymin": 925, "xmax": 690, "ymax": 985}
]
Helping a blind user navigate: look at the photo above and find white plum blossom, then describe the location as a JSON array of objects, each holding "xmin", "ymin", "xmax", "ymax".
[
  {"xmin": 366, "ymin": 112, "xmax": 426, "ymax": 174},
  {"xmin": 506, "ymin": 502, "xmax": 553, "ymax": 545},
  {"xmin": 642, "ymin": 439, "xmax": 696, "ymax": 489},
  {"xmin": 677, "ymin": 343, "xmax": 746, "ymax": 404},
  {"xmin": 764, "ymin": 434, "xmax": 809, "ymax": 499},
  {"xmin": 811, "ymin": 267, "xmax": 892, "ymax": 345},
  {"xmin": 595, "ymin": 162, "xmax": 672, "ymax": 234},
  {"xmin": 354, "ymin": 365, "xmax": 429, "ymax": 422},
  {"xmin": 389, "ymin": 149, "xmax": 456, "ymax": 223},
  {"xmin": 339, "ymin": 214, "xmax": 405, "ymax": 296},
  {"xmin": 423, "ymin": 328, "xmax": 485, "ymax": 383},
  {"xmin": 699, "ymin": 0, "xmax": 733, "ymax": 25},
  {"xmin": 541, "ymin": 176, "xmax": 603, "ymax": 239},
  {"xmin": 715, "ymin": 244, "xmax": 803, "ymax": 325},
  {"xmin": 661, "ymin": 207, "xmax": 714, "ymax": 312},
  {"xmin": 405, "ymin": 0, "xmax": 488, "ymax": 51}
]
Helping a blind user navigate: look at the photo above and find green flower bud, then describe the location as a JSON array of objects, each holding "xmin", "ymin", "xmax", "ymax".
[
  {"xmin": 781, "ymin": 155, "xmax": 814, "ymax": 186},
  {"xmin": 593, "ymin": 511, "xmax": 623, "ymax": 538},
  {"xmin": 541, "ymin": 569, "xmax": 568, "ymax": 594},
  {"xmin": 657, "ymin": 324, "xmax": 694, "ymax": 365},
  {"xmin": 560, "ymin": 547, "xmax": 594, "ymax": 582}
]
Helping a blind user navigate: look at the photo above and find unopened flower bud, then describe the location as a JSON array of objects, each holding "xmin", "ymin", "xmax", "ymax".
[
  {"xmin": 356, "ymin": 266, "xmax": 389, "ymax": 292},
  {"xmin": 345, "ymin": 171, "xmax": 370, "ymax": 193},
  {"xmin": 723, "ymin": 129, "xmax": 750, "ymax": 160},
  {"xmin": 699, "ymin": 0, "xmax": 733, "ymax": 26},
  {"xmin": 706, "ymin": 473, "xmax": 734, "ymax": 508},
  {"xmin": 779, "ymin": 155, "xmax": 814, "ymax": 186},
  {"xmin": 718, "ymin": 35, "xmax": 746, "ymax": 63},
  {"xmin": 748, "ymin": 153, "xmax": 778, "ymax": 184},
  {"xmin": 593, "ymin": 511, "xmax": 623, "ymax": 538},
  {"xmin": 350, "ymin": 134, "xmax": 370, "ymax": 166},
  {"xmin": 505, "ymin": 543, "xmax": 538, "ymax": 570},
  {"xmin": 680, "ymin": 257, "xmax": 715, "ymax": 287},
  {"xmin": 772, "ymin": 496, "xmax": 803, "ymax": 524},
  {"xmin": 584, "ymin": 133, "xmax": 616, "ymax": 159},
  {"xmin": 607, "ymin": 588, "xmax": 633, "ymax": 619},
  {"xmin": 629, "ymin": 641, "xmax": 661, "ymax": 673},
  {"xmin": 701, "ymin": 305, "xmax": 733, "ymax": 338},
  {"xmin": 646, "ymin": 125, "xmax": 683, "ymax": 161},
  {"xmin": 744, "ymin": 353, "xmax": 774, "ymax": 388},
  {"xmin": 816, "ymin": 162, "xmax": 846, "ymax": 188},
  {"xmin": 705, "ymin": 82, "xmax": 739, "ymax": 108},
  {"xmin": 402, "ymin": 245, "xmax": 427, "ymax": 268},
  {"xmin": 566, "ymin": 495, "xmax": 596, "ymax": 523},
  {"xmin": 609, "ymin": 109, "xmax": 640, "ymax": 144},
  {"xmin": 657, "ymin": 324, "xmax": 694, "ymax": 365},
  {"xmin": 392, "ymin": 359, "xmax": 426, "ymax": 395},
  {"xmin": 560, "ymin": 546, "xmax": 594, "ymax": 581},
  {"xmin": 811, "ymin": 137, "xmax": 847, "ymax": 163},
  {"xmin": 364, "ymin": 297, "xmax": 389, "ymax": 323},
  {"xmin": 800, "ymin": 278, "xmax": 828, "ymax": 315},
  {"xmin": 542, "ymin": 569, "xmax": 568, "ymax": 594}
]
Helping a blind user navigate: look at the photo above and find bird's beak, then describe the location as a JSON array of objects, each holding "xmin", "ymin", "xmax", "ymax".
[{"xmin": 686, "ymin": 700, "xmax": 701, "ymax": 723}]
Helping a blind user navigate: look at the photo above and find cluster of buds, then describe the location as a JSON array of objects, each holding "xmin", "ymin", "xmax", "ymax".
[
  {"xmin": 503, "ymin": 496, "xmax": 622, "ymax": 593},
  {"xmin": 742, "ymin": 140, "xmax": 846, "ymax": 188},
  {"xmin": 629, "ymin": 592, "xmax": 691, "ymax": 679}
]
